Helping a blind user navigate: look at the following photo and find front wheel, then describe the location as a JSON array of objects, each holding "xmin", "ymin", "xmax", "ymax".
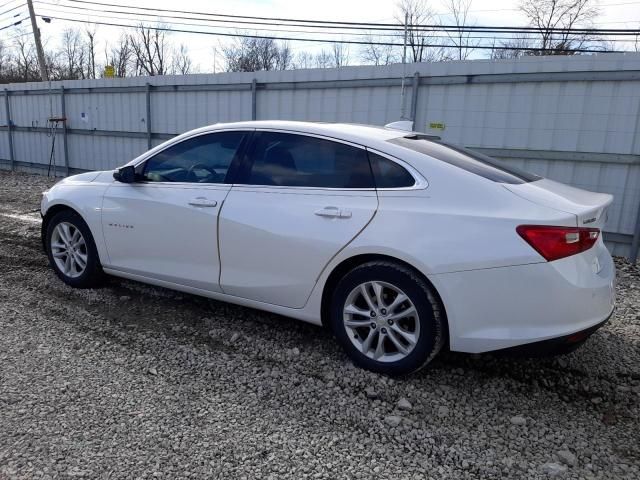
[
  {"xmin": 45, "ymin": 210, "xmax": 104, "ymax": 288},
  {"xmin": 330, "ymin": 261, "xmax": 445, "ymax": 376}
]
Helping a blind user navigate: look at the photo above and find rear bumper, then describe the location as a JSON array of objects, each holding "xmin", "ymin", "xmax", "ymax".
[
  {"xmin": 432, "ymin": 241, "xmax": 616, "ymax": 353},
  {"xmin": 492, "ymin": 314, "xmax": 611, "ymax": 357}
]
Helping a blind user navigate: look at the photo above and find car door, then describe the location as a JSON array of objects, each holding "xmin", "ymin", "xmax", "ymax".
[
  {"xmin": 218, "ymin": 130, "xmax": 378, "ymax": 308},
  {"xmin": 101, "ymin": 130, "xmax": 250, "ymax": 292}
]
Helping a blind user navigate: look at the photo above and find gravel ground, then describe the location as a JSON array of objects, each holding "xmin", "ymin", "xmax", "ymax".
[{"xmin": 0, "ymin": 170, "xmax": 639, "ymax": 479}]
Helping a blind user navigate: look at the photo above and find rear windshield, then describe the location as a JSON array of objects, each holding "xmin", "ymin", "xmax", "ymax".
[{"xmin": 387, "ymin": 136, "xmax": 541, "ymax": 184}]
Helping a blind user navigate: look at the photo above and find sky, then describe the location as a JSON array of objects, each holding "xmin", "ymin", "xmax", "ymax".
[{"xmin": 1, "ymin": 0, "xmax": 639, "ymax": 71}]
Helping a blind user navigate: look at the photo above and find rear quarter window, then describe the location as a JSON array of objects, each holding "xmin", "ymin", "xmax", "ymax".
[
  {"xmin": 368, "ymin": 152, "xmax": 415, "ymax": 188},
  {"xmin": 387, "ymin": 136, "xmax": 541, "ymax": 184}
]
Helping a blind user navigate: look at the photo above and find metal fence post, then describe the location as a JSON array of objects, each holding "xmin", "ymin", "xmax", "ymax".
[
  {"xmin": 145, "ymin": 82, "xmax": 152, "ymax": 149},
  {"xmin": 61, "ymin": 87, "xmax": 70, "ymax": 177},
  {"xmin": 4, "ymin": 89, "xmax": 15, "ymax": 171},
  {"xmin": 251, "ymin": 79, "xmax": 257, "ymax": 120},
  {"xmin": 410, "ymin": 72, "xmax": 420, "ymax": 126}
]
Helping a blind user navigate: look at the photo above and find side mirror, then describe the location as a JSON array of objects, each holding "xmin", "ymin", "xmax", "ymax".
[{"xmin": 113, "ymin": 165, "xmax": 136, "ymax": 183}]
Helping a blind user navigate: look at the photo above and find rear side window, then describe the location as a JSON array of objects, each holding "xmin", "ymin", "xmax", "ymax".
[
  {"xmin": 241, "ymin": 132, "xmax": 375, "ymax": 188},
  {"xmin": 387, "ymin": 136, "xmax": 540, "ymax": 184},
  {"xmin": 368, "ymin": 152, "xmax": 415, "ymax": 188}
]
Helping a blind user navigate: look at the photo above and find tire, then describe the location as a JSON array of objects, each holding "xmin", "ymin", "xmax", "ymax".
[
  {"xmin": 330, "ymin": 261, "xmax": 444, "ymax": 376},
  {"xmin": 45, "ymin": 210, "xmax": 104, "ymax": 288}
]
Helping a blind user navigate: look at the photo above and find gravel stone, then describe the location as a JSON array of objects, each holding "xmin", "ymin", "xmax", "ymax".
[
  {"xmin": 397, "ymin": 397, "xmax": 412, "ymax": 411},
  {"xmin": 384, "ymin": 415, "xmax": 402, "ymax": 427},
  {"xmin": 364, "ymin": 387, "xmax": 378, "ymax": 399},
  {"xmin": 557, "ymin": 450, "xmax": 577, "ymax": 466},
  {"xmin": 0, "ymin": 171, "xmax": 639, "ymax": 479},
  {"xmin": 510, "ymin": 415, "xmax": 527, "ymax": 426},
  {"xmin": 541, "ymin": 462, "xmax": 568, "ymax": 476}
]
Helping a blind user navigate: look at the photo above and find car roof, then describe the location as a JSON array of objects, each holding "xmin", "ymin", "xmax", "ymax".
[{"xmin": 196, "ymin": 120, "xmax": 407, "ymax": 147}]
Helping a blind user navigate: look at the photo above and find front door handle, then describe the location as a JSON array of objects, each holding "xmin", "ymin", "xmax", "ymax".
[
  {"xmin": 314, "ymin": 206, "xmax": 352, "ymax": 218},
  {"xmin": 188, "ymin": 197, "xmax": 218, "ymax": 208}
]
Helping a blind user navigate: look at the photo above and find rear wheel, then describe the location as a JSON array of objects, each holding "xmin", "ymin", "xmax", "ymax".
[
  {"xmin": 330, "ymin": 261, "xmax": 445, "ymax": 376},
  {"xmin": 45, "ymin": 210, "xmax": 104, "ymax": 288}
]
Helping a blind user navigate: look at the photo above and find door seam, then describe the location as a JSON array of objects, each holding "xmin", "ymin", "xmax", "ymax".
[
  {"xmin": 301, "ymin": 192, "xmax": 380, "ymax": 309},
  {"xmin": 216, "ymin": 186, "xmax": 235, "ymax": 294}
]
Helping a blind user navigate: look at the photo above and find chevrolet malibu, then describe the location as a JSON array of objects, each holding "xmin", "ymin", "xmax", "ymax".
[{"xmin": 41, "ymin": 121, "xmax": 616, "ymax": 375}]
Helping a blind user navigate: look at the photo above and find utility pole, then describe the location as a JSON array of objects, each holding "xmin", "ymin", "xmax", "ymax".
[{"xmin": 26, "ymin": 0, "xmax": 48, "ymax": 81}]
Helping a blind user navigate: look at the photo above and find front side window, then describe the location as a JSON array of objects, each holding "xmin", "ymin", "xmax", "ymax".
[
  {"xmin": 241, "ymin": 132, "xmax": 374, "ymax": 188},
  {"xmin": 142, "ymin": 131, "xmax": 247, "ymax": 183}
]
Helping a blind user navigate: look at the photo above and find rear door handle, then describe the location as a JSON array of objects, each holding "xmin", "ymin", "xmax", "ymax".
[
  {"xmin": 188, "ymin": 197, "xmax": 218, "ymax": 208},
  {"xmin": 314, "ymin": 206, "xmax": 352, "ymax": 219}
]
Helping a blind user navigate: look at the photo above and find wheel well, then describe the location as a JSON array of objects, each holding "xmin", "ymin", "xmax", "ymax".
[
  {"xmin": 41, "ymin": 204, "xmax": 79, "ymax": 252},
  {"xmin": 320, "ymin": 254, "xmax": 449, "ymax": 342}
]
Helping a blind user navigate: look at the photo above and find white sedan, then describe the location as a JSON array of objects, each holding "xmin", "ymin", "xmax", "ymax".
[{"xmin": 41, "ymin": 121, "xmax": 616, "ymax": 375}]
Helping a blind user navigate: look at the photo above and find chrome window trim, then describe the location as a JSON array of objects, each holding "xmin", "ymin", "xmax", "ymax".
[
  {"xmin": 131, "ymin": 128, "xmax": 253, "ymax": 186},
  {"xmin": 128, "ymin": 126, "xmax": 427, "ymax": 191},
  {"xmin": 231, "ymin": 128, "xmax": 377, "ymax": 191},
  {"xmin": 131, "ymin": 128, "xmax": 255, "ymax": 168}
]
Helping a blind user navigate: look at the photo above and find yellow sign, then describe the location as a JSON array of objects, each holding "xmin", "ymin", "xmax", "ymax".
[
  {"xmin": 104, "ymin": 65, "xmax": 115, "ymax": 78},
  {"xmin": 429, "ymin": 122, "xmax": 445, "ymax": 130}
]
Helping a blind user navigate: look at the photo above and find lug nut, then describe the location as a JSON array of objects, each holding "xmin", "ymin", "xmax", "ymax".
[
  {"xmin": 370, "ymin": 323, "xmax": 377, "ymax": 329},
  {"xmin": 381, "ymin": 327, "xmax": 387, "ymax": 334},
  {"xmin": 381, "ymin": 308, "xmax": 387, "ymax": 315},
  {"xmin": 370, "ymin": 311, "xmax": 377, "ymax": 318},
  {"xmin": 387, "ymin": 319, "xmax": 394, "ymax": 325}
]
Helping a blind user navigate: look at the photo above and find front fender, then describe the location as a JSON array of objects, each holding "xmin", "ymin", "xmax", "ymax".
[{"xmin": 41, "ymin": 182, "xmax": 111, "ymax": 265}]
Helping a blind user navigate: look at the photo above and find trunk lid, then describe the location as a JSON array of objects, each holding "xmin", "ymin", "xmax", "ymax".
[{"xmin": 504, "ymin": 178, "xmax": 613, "ymax": 230}]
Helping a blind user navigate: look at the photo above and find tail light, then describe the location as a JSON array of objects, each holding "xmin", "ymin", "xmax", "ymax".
[{"xmin": 516, "ymin": 225, "xmax": 600, "ymax": 262}]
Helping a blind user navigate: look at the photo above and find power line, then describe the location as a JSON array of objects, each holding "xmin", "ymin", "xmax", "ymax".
[
  {"xmin": 3, "ymin": 30, "xmax": 30, "ymax": 40},
  {"xmin": 35, "ymin": 4, "xmax": 640, "ymax": 45},
  {"xmin": 36, "ymin": 3, "xmax": 408, "ymax": 38},
  {"xmin": 53, "ymin": 0, "xmax": 640, "ymax": 35},
  {"xmin": 433, "ymin": 0, "xmax": 640, "ymax": 15},
  {"xmin": 0, "ymin": 0, "xmax": 22, "ymax": 10},
  {"xmin": 0, "ymin": 16, "xmax": 22, "ymax": 30},
  {"xmin": 0, "ymin": 1, "xmax": 23, "ymax": 18},
  {"xmin": 39, "ymin": 14, "xmax": 626, "ymax": 53}
]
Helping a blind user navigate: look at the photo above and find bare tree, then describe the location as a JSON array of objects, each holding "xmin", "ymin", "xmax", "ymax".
[
  {"xmin": 275, "ymin": 41, "xmax": 293, "ymax": 70},
  {"xmin": 129, "ymin": 24, "xmax": 169, "ymax": 76},
  {"xmin": 331, "ymin": 42, "xmax": 350, "ymax": 67},
  {"xmin": 85, "ymin": 25, "xmax": 98, "ymax": 79},
  {"xmin": 293, "ymin": 51, "xmax": 313, "ymax": 69},
  {"xmin": 360, "ymin": 33, "xmax": 397, "ymax": 66},
  {"xmin": 489, "ymin": 35, "xmax": 533, "ymax": 59},
  {"xmin": 104, "ymin": 34, "xmax": 132, "ymax": 77},
  {"xmin": 314, "ymin": 49, "xmax": 332, "ymax": 68},
  {"xmin": 519, "ymin": 0, "xmax": 600, "ymax": 54},
  {"xmin": 445, "ymin": 0, "xmax": 477, "ymax": 60},
  {"xmin": 59, "ymin": 28, "xmax": 87, "ymax": 79},
  {"xmin": 170, "ymin": 44, "xmax": 193, "ymax": 74},
  {"xmin": 395, "ymin": 0, "xmax": 447, "ymax": 62},
  {"xmin": 12, "ymin": 35, "xmax": 39, "ymax": 82},
  {"xmin": 0, "ymin": 40, "xmax": 10, "ymax": 81},
  {"xmin": 223, "ymin": 36, "xmax": 291, "ymax": 72}
]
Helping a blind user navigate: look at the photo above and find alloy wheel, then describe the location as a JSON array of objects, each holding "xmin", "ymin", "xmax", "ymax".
[
  {"xmin": 342, "ymin": 281, "xmax": 420, "ymax": 363},
  {"xmin": 50, "ymin": 222, "xmax": 88, "ymax": 278}
]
